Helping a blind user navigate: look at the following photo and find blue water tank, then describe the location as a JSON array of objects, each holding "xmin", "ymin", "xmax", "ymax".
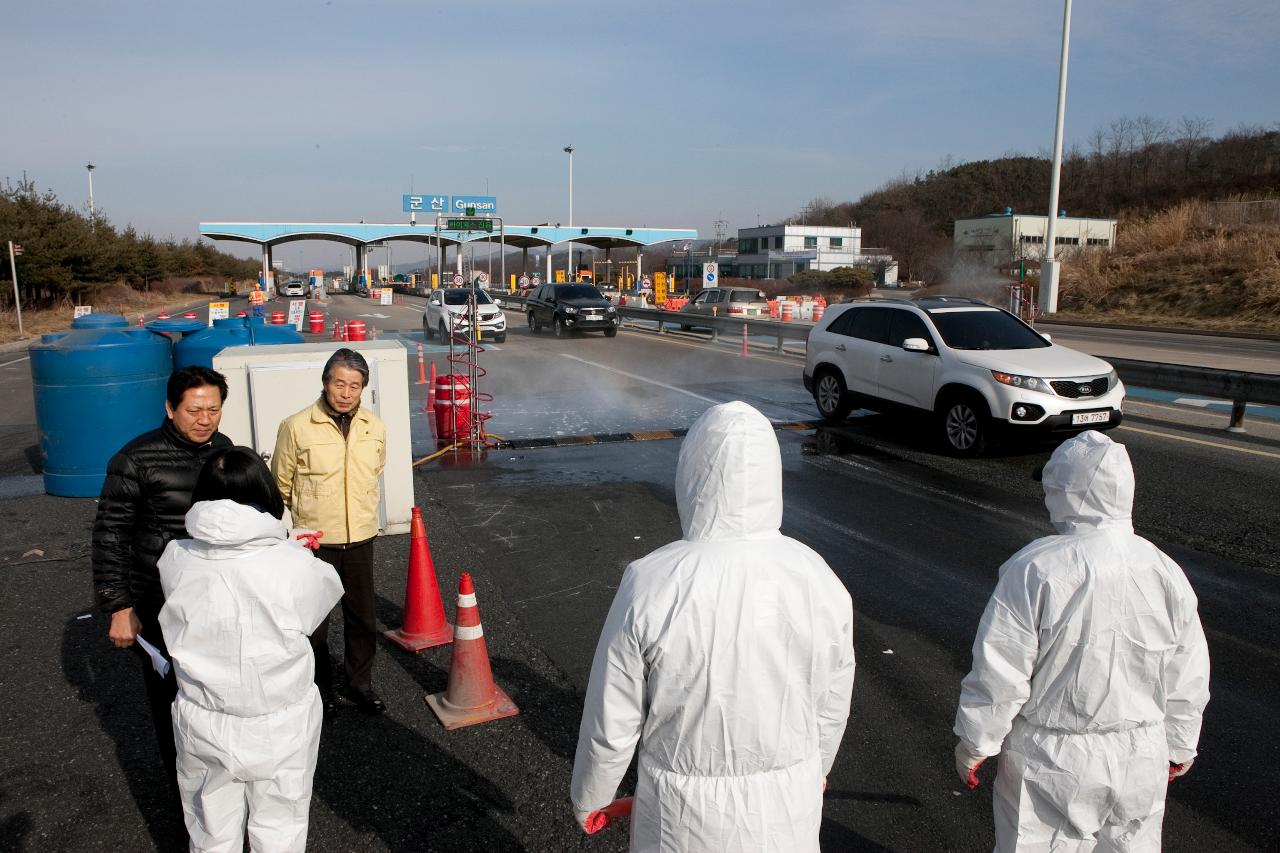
[
  {"xmin": 172, "ymin": 316, "xmax": 304, "ymax": 368},
  {"xmin": 30, "ymin": 314, "xmax": 174, "ymax": 497}
]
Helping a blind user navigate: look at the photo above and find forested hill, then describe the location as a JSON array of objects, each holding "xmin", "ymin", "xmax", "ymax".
[
  {"xmin": 0, "ymin": 177, "xmax": 260, "ymax": 306},
  {"xmin": 791, "ymin": 121, "xmax": 1280, "ymax": 280}
]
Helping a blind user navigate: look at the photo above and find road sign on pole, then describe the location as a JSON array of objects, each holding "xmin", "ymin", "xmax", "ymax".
[
  {"xmin": 7, "ymin": 241, "xmax": 23, "ymax": 337},
  {"xmin": 703, "ymin": 262, "xmax": 719, "ymax": 286}
]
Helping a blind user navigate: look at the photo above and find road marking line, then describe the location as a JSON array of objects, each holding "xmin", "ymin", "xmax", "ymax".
[
  {"xmin": 0, "ymin": 356, "xmax": 30, "ymax": 367},
  {"xmin": 1116, "ymin": 425, "xmax": 1280, "ymax": 460},
  {"xmin": 559, "ymin": 354, "xmax": 723, "ymax": 405}
]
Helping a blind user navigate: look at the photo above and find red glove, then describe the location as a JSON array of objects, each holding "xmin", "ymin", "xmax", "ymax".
[
  {"xmin": 582, "ymin": 798, "xmax": 634, "ymax": 835},
  {"xmin": 955, "ymin": 742, "xmax": 987, "ymax": 790},
  {"xmin": 294, "ymin": 530, "xmax": 324, "ymax": 550},
  {"xmin": 1169, "ymin": 760, "xmax": 1193, "ymax": 782}
]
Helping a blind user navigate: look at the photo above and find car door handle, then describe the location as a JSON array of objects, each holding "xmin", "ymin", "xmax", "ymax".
[
  {"xmin": 880, "ymin": 354, "xmax": 893, "ymax": 362},
  {"xmin": 835, "ymin": 344, "xmax": 846, "ymax": 351}
]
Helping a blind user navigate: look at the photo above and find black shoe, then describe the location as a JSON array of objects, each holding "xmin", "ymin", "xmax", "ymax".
[
  {"xmin": 352, "ymin": 689, "xmax": 386, "ymax": 715},
  {"xmin": 321, "ymin": 693, "xmax": 338, "ymax": 718}
]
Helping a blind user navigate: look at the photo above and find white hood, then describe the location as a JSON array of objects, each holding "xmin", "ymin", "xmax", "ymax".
[
  {"xmin": 957, "ymin": 345, "xmax": 1112, "ymax": 378},
  {"xmin": 185, "ymin": 500, "xmax": 287, "ymax": 549},
  {"xmin": 675, "ymin": 401, "xmax": 783, "ymax": 541},
  {"xmin": 1041, "ymin": 430, "xmax": 1134, "ymax": 534}
]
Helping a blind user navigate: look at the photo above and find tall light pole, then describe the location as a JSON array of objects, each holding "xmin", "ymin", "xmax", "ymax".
[
  {"xmin": 1039, "ymin": 0, "xmax": 1073, "ymax": 316},
  {"xmin": 564, "ymin": 145, "xmax": 574, "ymax": 279},
  {"xmin": 86, "ymin": 163, "xmax": 95, "ymax": 218}
]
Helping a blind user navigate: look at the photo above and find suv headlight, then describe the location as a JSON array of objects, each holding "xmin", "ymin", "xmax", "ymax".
[
  {"xmin": 562, "ymin": 305, "xmax": 578, "ymax": 314},
  {"xmin": 1107, "ymin": 368, "xmax": 1120, "ymax": 390},
  {"xmin": 606, "ymin": 305, "xmax": 616, "ymax": 313},
  {"xmin": 991, "ymin": 371, "xmax": 1053, "ymax": 394}
]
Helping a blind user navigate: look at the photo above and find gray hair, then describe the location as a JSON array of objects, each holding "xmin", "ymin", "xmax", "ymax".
[{"xmin": 322, "ymin": 348, "xmax": 370, "ymax": 384}]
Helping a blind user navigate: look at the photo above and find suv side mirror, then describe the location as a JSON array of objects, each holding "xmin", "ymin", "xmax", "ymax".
[
  {"xmin": 1040, "ymin": 332, "xmax": 1052, "ymax": 343},
  {"xmin": 902, "ymin": 337, "xmax": 931, "ymax": 353}
]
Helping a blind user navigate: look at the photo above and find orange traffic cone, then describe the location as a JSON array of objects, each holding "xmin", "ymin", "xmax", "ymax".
[
  {"xmin": 332, "ymin": 321, "xmax": 341, "ymax": 341},
  {"xmin": 425, "ymin": 572, "xmax": 519, "ymax": 730},
  {"xmin": 427, "ymin": 360, "xmax": 438, "ymax": 407},
  {"xmin": 383, "ymin": 508, "xmax": 452, "ymax": 651}
]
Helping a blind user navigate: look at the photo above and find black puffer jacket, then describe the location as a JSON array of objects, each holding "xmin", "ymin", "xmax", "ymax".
[{"xmin": 92, "ymin": 419, "xmax": 232, "ymax": 614}]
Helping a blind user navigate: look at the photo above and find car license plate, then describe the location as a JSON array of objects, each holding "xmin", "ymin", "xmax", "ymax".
[{"xmin": 1071, "ymin": 411, "xmax": 1110, "ymax": 425}]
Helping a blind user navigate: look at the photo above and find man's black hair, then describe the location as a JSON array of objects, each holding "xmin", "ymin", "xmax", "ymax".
[
  {"xmin": 167, "ymin": 366, "xmax": 229, "ymax": 410},
  {"xmin": 323, "ymin": 348, "xmax": 370, "ymax": 385},
  {"xmin": 191, "ymin": 446, "xmax": 285, "ymax": 519}
]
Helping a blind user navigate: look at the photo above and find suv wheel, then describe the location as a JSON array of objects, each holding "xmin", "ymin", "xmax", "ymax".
[
  {"xmin": 554, "ymin": 316, "xmax": 569, "ymax": 338},
  {"xmin": 604, "ymin": 326, "xmax": 618, "ymax": 338},
  {"xmin": 439, "ymin": 322, "xmax": 450, "ymax": 342},
  {"xmin": 528, "ymin": 312, "xmax": 540, "ymax": 333},
  {"xmin": 939, "ymin": 393, "xmax": 989, "ymax": 457},
  {"xmin": 423, "ymin": 320, "xmax": 433, "ymax": 340},
  {"xmin": 814, "ymin": 370, "xmax": 854, "ymax": 421}
]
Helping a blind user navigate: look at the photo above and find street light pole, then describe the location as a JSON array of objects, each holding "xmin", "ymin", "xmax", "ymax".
[
  {"xmin": 86, "ymin": 163, "xmax": 95, "ymax": 218},
  {"xmin": 1039, "ymin": 0, "xmax": 1072, "ymax": 316},
  {"xmin": 564, "ymin": 145, "xmax": 574, "ymax": 281}
]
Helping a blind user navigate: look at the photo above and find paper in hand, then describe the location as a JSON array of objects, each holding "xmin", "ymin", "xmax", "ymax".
[{"xmin": 135, "ymin": 635, "xmax": 171, "ymax": 678}]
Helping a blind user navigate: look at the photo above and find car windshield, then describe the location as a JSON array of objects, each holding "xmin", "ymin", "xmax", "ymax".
[
  {"xmin": 556, "ymin": 285, "xmax": 603, "ymax": 300},
  {"xmin": 730, "ymin": 290, "xmax": 766, "ymax": 302},
  {"xmin": 925, "ymin": 308, "xmax": 1050, "ymax": 350},
  {"xmin": 443, "ymin": 289, "xmax": 494, "ymax": 305}
]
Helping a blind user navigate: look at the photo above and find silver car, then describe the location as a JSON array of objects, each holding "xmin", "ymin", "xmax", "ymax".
[{"xmin": 678, "ymin": 286, "xmax": 770, "ymax": 329}]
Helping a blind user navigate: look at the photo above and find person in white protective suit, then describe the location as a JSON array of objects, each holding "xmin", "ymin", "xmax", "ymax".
[
  {"xmin": 571, "ymin": 401, "xmax": 856, "ymax": 852},
  {"xmin": 954, "ymin": 430, "xmax": 1210, "ymax": 853},
  {"xmin": 159, "ymin": 447, "xmax": 343, "ymax": 853}
]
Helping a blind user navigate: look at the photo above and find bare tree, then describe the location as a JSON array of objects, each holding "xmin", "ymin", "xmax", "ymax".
[{"xmin": 1175, "ymin": 116, "xmax": 1212, "ymax": 178}]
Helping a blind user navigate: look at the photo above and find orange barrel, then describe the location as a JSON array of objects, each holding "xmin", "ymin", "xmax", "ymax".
[
  {"xmin": 780, "ymin": 302, "xmax": 795, "ymax": 322},
  {"xmin": 345, "ymin": 319, "xmax": 367, "ymax": 341},
  {"xmin": 271, "ymin": 310, "xmax": 286, "ymax": 325},
  {"xmin": 433, "ymin": 374, "xmax": 471, "ymax": 440},
  {"xmin": 236, "ymin": 311, "xmax": 247, "ymax": 318},
  {"xmin": 812, "ymin": 303, "xmax": 826, "ymax": 323},
  {"xmin": 183, "ymin": 311, "xmax": 198, "ymax": 320},
  {"xmin": 156, "ymin": 312, "xmax": 171, "ymax": 320},
  {"xmin": 308, "ymin": 310, "xmax": 324, "ymax": 334}
]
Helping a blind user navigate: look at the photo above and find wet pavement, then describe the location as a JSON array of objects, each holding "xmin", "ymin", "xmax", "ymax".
[{"xmin": 2, "ymin": 292, "xmax": 1278, "ymax": 850}]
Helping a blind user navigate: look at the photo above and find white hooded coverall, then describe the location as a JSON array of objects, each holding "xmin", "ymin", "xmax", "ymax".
[
  {"xmin": 571, "ymin": 401, "xmax": 856, "ymax": 852},
  {"xmin": 955, "ymin": 431, "xmax": 1210, "ymax": 852},
  {"xmin": 159, "ymin": 500, "xmax": 343, "ymax": 853}
]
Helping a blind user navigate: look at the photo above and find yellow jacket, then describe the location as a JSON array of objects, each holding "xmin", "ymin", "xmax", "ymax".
[{"xmin": 271, "ymin": 401, "xmax": 386, "ymax": 544}]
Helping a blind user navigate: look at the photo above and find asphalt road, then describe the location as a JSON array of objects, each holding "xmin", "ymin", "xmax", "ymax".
[{"xmin": 1, "ymin": 292, "xmax": 1277, "ymax": 850}]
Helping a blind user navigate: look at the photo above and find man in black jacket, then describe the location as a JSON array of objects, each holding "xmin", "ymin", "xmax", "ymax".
[{"xmin": 92, "ymin": 366, "xmax": 231, "ymax": 795}]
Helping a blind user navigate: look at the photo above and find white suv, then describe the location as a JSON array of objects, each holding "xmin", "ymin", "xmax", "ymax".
[
  {"xmin": 803, "ymin": 296, "xmax": 1125, "ymax": 455},
  {"xmin": 424, "ymin": 287, "xmax": 507, "ymax": 343}
]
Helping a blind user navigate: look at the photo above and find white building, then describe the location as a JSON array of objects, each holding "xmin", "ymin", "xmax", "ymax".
[
  {"xmin": 724, "ymin": 224, "xmax": 896, "ymax": 283},
  {"xmin": 954, "ymin": 210, "xmax": 1117, "ymax": 266}
]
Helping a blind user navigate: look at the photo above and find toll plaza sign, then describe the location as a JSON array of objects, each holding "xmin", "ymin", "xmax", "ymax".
[
  {"xmin": 402, "ymin": 194, "xmax": 499, "ymax": 215},
  {"xmin": 403, "ymin": 194, "xmax": 449, "ymax": 213}
]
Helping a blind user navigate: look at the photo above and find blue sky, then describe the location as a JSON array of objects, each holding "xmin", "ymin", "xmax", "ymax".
[{"xmin": 3, "ymin": 0, "xmax": 1277, "ymax": 267}]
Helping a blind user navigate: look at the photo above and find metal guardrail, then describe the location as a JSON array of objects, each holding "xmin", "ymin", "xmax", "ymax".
[
  {"xmin": 1109, "ymin": 357, "xmax": 1280, "ymax": 432},
  {"xmin": 494, "ymin": 295, "xmax": 1278, "ymax": 432},
  {"xmin": 494, "ymin": 294, "xmax": 812, "ymax": 352}
]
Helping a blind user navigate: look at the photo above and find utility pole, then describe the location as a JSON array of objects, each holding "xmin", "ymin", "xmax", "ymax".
[{"xmin": 1039, "ymin": 0, "xmax": 1072, "ymax": 316}]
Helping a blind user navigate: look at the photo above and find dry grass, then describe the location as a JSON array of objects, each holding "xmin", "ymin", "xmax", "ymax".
[
  {"xmin": 1060, "ymin": 199, "xmax": 1280, "ymax": 332},
  {"xmin": 0, "ymin": 277, "xmax": 247, "ymax": 345}
]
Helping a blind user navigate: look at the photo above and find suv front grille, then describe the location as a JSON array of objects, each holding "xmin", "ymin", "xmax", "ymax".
[{"xmin": 1051, "ymin": 376, "xmax": 1109, "ymax": 398}]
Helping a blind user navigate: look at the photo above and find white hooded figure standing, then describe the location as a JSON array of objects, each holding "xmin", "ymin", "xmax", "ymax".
[
  {"xmin": 159, "ymin": 490, "xmax": 343, "ymax": 853},
  {"xmin": 954, "ymin": 430, "xmax": 1210, "ymax": 853},
  {"xmin": 571, "ymin": 401, "xmax": 856, "ymax": 852}
]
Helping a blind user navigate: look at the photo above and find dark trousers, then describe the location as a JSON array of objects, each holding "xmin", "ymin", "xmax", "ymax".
[
  {"xmin": 129, "ymin": 606, "xmax": 179, "ymax": 796},
  {"xmin": 311, "ymin": 539, "xmax": 377, "ymax": 696}
]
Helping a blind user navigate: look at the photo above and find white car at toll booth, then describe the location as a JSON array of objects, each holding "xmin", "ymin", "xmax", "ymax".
[
  {"xmin": 424, "ymin": 287, "xmax": 507, "ymax": 343},
  {"xmin": 803, "ymin": 296, "xmax": 1125, "ymax": 456}
]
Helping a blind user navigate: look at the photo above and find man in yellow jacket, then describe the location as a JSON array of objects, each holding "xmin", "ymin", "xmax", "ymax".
[{"xmin": 272, "ymin": 348, "xmax": 388, "ymax": 716}]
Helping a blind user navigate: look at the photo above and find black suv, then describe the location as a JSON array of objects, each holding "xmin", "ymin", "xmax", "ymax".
[{"xmin": 526, "ymin": 283, "xmax": 619, "ymax": 338}]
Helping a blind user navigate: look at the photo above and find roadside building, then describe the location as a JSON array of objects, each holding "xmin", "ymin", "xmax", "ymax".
[
  {"xmin": 716, "ymin": 224, "xmax": 897, "ymax": 284},
  {"xmin": 954, "ymin": 209, "xmax": 1117, "ymax": 269}
]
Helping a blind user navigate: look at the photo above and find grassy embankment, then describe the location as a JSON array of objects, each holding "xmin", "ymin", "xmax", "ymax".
[
  {"xmin": 0, "ymin": 278, "xmax": 250, "ymax": 345},
  {"xmin": 1057, "ymin": 200, "xmax": 1280, "ymax": 333}
]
